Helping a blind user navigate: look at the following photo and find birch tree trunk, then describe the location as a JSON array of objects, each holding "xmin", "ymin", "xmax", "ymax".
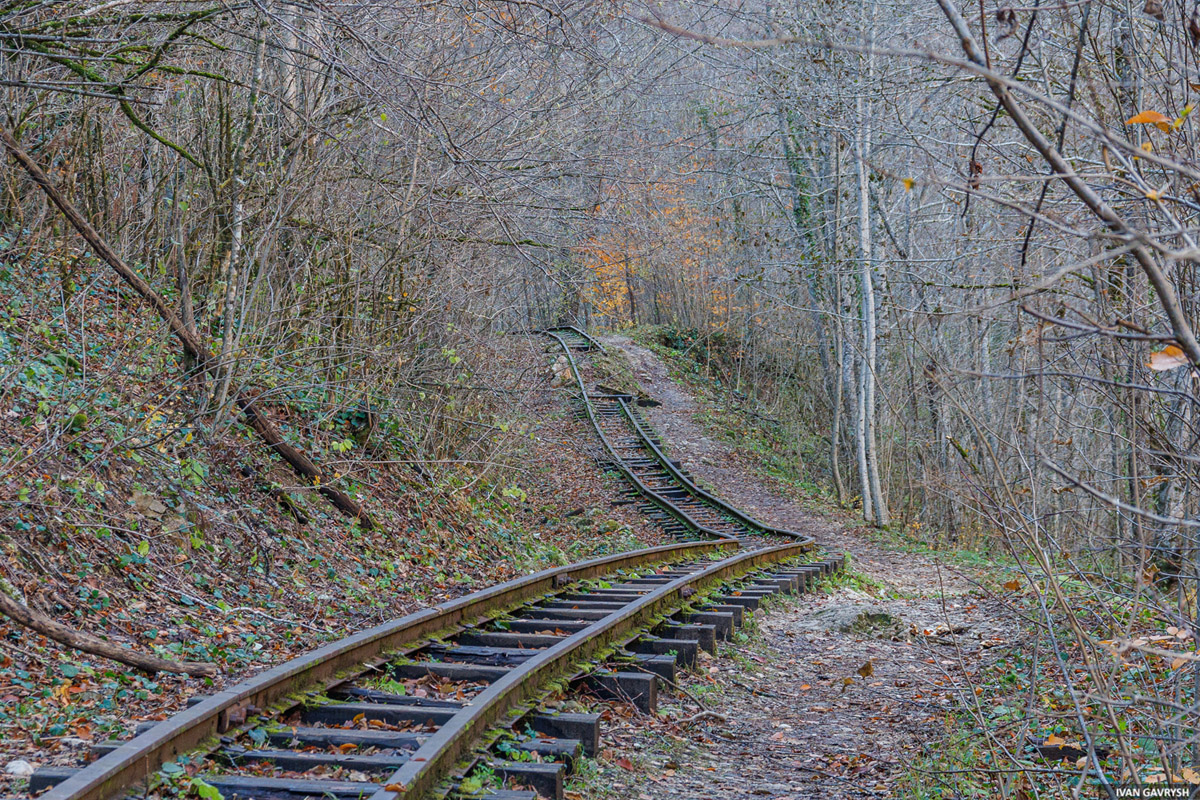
[
  {"xmin": 856, "ymin": 0, "xmax": 887, "ymax": 527},
  {"xmin": 213, "ymin": 26, "xmax": 267, "ymax": 417}
]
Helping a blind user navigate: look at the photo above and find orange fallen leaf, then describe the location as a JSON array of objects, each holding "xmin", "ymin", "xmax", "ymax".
[
  {"xmin": 1127, "ymin": 110, "xmax": 1173, "ymax": 132},
  {"xmin": 1003, "ymin": 579, "xmax": 1021, "ymax": 591},
  {"xmin": 383, "ymin": 784, "xmax": 403, "ymax": 792},
  {"xmin": 1149, "ymin": 345, "xmax": 1189, "ymax": 371},
  {"xmin": 1127, "ymin": 110, "xmax": 1170, "ymax": 124}
]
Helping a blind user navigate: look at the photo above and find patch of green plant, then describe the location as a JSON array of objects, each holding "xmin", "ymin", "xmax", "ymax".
[
  {"xmin": 818, "ymin": 557, "xmax": 894, "ymax": 598},
  {"xmin": 892, "ymin": 717, "xmax": 997, "ymax": 799}
]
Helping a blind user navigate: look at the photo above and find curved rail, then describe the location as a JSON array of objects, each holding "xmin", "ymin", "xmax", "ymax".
[
  {"xmin": 544, "ymin": 329, "xmax": 739, "ymax": 543},
  {"xmin": 375, "ymin": 541, "xmax": 809, "ymax": 798},
  {"xmin": 617, "ymin": 397, "xmax": 817, "ymax": 541},
  {"xmin": 545, "ymin": 328, "xmax": 816, "ymax": 545},
  {"xmin": 42, "ymin": 542, "xmax": 724, "ymax": 800},
  {"xmin": 544, "ymin": 325, "xmax": 606, "ymax": 353},
  {"xmin": 37, "ymin": 537, "xmax": 837, "ymax": 800}
]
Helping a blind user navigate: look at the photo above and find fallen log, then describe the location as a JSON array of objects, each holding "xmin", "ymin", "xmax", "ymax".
[{"xmin": 0, "ymin": 588, "xmax": 218, "ymax": 677}]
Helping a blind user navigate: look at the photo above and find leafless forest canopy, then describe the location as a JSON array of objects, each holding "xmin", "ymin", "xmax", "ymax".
[{"xmin": 5, "ymin": 0, "xmax": 1200, "ymax": 791}]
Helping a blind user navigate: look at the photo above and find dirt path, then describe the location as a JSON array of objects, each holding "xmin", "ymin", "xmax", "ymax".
[{"xmin": 569, "ymin": 337, "xmax": 1015, "ymax": 800}]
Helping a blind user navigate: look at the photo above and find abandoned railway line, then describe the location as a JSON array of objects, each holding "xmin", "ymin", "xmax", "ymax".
[
  {"xmin": 20, "ymin": 329, "xmax": 843, "ymax": 800},
  {"xmin": 544, "ymin": 327, "xmax": 813, "ymax": 549}
]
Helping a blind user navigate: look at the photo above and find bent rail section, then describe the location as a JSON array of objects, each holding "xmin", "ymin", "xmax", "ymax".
[
  {"xmin": 35, "ymin": 328, "xmax": 836, "ymax": 800},
  {"xmin": 544, "ymin": 326, "xmax": 815, "ymax": 544}
]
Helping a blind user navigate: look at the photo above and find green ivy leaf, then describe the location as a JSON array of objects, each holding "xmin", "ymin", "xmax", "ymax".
[{"xmin": 193, "ymin": 778, "xmax": 224, "ymax": 800}]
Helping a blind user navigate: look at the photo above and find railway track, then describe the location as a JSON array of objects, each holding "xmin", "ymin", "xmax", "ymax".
[
  {"xmin": 543, "ymin": 326, "xmax": 815, "ymax": 549},
  {"xmin": 21, "ymin": 329, "xmax": 843, "ymax": 800}
]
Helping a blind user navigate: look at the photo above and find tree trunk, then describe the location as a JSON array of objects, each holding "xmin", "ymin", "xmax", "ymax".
[{"xmin": 855, "ymin": 0, "xmax": 887, "ymax": 527}]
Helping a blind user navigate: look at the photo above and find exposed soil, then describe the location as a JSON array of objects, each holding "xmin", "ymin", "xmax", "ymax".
[{"xmin": 564, "ymin": 336, "xmax": 1017, "ymax": 799}]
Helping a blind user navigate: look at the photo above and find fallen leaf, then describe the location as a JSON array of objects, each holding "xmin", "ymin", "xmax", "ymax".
[
  {"xmin": 857, "ymin": 660, "xmax": 874, "ymax": 678},
  {"xmin": 1127, "ymin": 110, "xmax": 1171, "ymax": 129},
  {"xmin": 1149, "ymin": 345, "xmax": 1189, "ymax": 371},
  {"xmin": 1044, "ymin": 734, "xmax": 1065, "ymax": 746},
  {"xmin": 1003, "ymin": 579, "xmax": 1021, "ymax": 591}
]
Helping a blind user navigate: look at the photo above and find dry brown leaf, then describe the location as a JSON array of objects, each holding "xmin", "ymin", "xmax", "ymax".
[{"xmin": 1149, "ymin": 345, "xmax": 1189, "ymax": 372}]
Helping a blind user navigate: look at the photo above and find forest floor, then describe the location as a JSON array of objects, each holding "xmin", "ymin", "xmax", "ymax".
[
  {"xmin": 565, "ymin": 335, "xmax": 1020, "ymax": 800},
  {"xmin": 0, "ymin": 330, "xmax": 667, "ymax": 791}
]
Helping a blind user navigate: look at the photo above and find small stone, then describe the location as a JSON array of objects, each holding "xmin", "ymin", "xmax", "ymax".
[
  {"xmin": 6, "ymin": 759, "xmax": 35, "ymax": 777},
  {"xmin": 131, "ymin": 490, "xmax": 167, "ymax": 517}
]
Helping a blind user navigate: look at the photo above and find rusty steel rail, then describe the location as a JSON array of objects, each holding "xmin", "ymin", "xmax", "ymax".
[
  {"xmin": 544, "ymin": 328, "xmax": 740, "ymax": 543},
  {"xmin": 371, "ymin": 541, "xmax": 811, "ymax": 798},
  {"xmin": 544, "ymin": 327, "xmax": 815, "ymax": 545},
  {"xmin": 543, "ymin": 325, "xmax": 606, "ymax": 353},
  {"xmin": 33, "ymin": 540, "xmax": 843, "ymax": 800},
  {"xmin": 38, "ymin": 542, "xmax": 725, "ymax": 800}
]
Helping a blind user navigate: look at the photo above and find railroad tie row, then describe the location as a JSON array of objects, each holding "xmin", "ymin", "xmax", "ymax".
[{"xmin": 30, "ymin": 555, "xmax": 843, "ymax": 800}]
